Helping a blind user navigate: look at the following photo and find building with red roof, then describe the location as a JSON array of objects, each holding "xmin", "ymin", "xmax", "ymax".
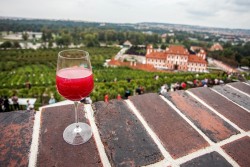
[
  {"xmin": 210, "ymin": 43, "xmax": 223, "ymax": 51},
  {"xmin": 146, "ymin": 45, "xmax": 207, "ymax": 72}
]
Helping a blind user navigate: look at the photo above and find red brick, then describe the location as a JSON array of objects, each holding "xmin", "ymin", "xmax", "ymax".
[
  {"xmin": 180, "ymin": 151, "xmax": 232, "ymax": 167},
  {"xmin": 129, "ymin": 93, "xmax": 209, "ymax": 159},
  {"xmin": 169, "ymin": 91, "xmax": 239, "ymax": 142},
  {"xmin": 213, "ymin": 85, "xmax": 250, "ymax": 111},
  {"xmin": 190, "ymin": 88, "xmax": 250, "ymax": 131},
  {"xmin": 229, "ymin": 82, "xmax": 250, "ymax": 95},
  {"xmin": 222, "ymin": 136, "xmax": 250, "ymax": 167},
  {"xmin": 94, "ymin": 100, "xmax": 164, "ymax": 166},
  {"xmin": 37, "ymin": 104, "xmax": 101, "ymax": 167},
  {"xmin": 0, "ymin": 111, "xmax": 34, "ymax": 167}
]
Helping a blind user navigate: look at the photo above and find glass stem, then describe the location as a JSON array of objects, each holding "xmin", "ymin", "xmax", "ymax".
[{"xmin": 74, "ymin": 101, "xmax": 79, "ymax": 125}]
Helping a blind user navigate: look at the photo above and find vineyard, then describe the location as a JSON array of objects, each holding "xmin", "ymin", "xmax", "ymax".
[
  {"xmin": 0, "ymin": 47, "xmax": 241, "ymax": 109},
  {"xmin": 0, "ymin": 47, "xmax": 119, "ymax": 107}
]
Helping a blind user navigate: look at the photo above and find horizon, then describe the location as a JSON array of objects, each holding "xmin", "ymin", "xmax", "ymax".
[
  {"xmin": 1, "ymin": 15, "xmax": 250, "ymax": 31},
  {"xmin": 0, "ymin": 0, "xmax": 250, "ymax": 30}
]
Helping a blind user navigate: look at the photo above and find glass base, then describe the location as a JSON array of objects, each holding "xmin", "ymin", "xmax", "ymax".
[{"xmin": 63, "ymin": 122, "xmax": 92, "ymax": 145}]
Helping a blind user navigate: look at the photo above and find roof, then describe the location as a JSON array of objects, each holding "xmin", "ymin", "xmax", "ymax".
[
  {"xmin": 166, "ymin": 45, "xmax": 189, "ymax": 55},
  {"xmin": 146, "ymin": 51, "xmax": 167, "ymax": 59},
  {"xmin": 123, "ymin": 40, "xmax": 132, "ymax": 46},
  {"xmin": 188, "ymin": 55, "xmax": 207, "ymax": 64},
  {"xmin": 161, "ymin": 33, "xmax": 167, "ymax": 38},
  {"xmin": 198, "ymin": 49, "xmax": 206, "ymax": 55},
  {"xmin": 1, "ymin": 81, "xmax": 250, "ymax": 166},
  {"xmin": 146, "ymin": 45, "xmax": 191, "ymax": 59},
  {"xmin": 210, "ymin": 43, "xmax": 223, "ymax": 51}
]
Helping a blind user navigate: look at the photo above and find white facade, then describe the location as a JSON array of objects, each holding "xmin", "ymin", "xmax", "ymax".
[{"xmin": 188, "ymin": 62, "xmax": 207, "ymax": 72}]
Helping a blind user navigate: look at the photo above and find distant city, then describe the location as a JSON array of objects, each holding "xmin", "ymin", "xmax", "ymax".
[{"xmin": 1, "ymin": 16, "xmax": 250, "ymax": 36}]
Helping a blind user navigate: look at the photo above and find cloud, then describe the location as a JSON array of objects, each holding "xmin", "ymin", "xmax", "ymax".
[{"xmin": 0, "ymin": 0, "xmax": 249, "ymax": 29}]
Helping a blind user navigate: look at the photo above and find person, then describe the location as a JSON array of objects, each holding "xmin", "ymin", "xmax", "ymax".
[
  {"xmin": 104, "ymin": 94, "xmax": 109, "ymax": 102},
  {"xmin": 26, "ymin": 100, "xmax": 31, "ymax": 111},
  {"xmin": 193, "ymin": 79, "xmax": 197, "ymax": 87},
  {"xmin": 3, "ymin": 96, "xmax": 10, "ymax": 112},
  {"xmin": 155, "ymin": 75, "xmax": 159, "ymax": 80},
  {"xmin": 124, "ymin": 90, "xmax": 131, "ymax": 99},
  {"xmin": 170, "ymin": 84, "xmax": 174, "ymax": 92},
  {"xmin": 0, "ymin": 96, "xmax": 3, "ymax": 112},
  {"xmin": 164, "ymin": 84, "xmax": 169, "ymax": 91},
  {"xmin": 181, "ymin": 82, "xmax": 187, "ymax": 89},
  {"xmin": 140, "ymin": 86, "xmax": 144, "ymax": 94},
  {"xmin": 214, "ymin": 78, "xmax": 219, "ymax": 85},
  {"xmin": 80, "ymin": 96, "xmax": 92, "ymax": 104},
  {"xmin": 12, "ymin": 94, "xmax": 19, "ymax": 111},
  {"xmin": 49, "ymin": 95, "xmax": 56, "ymax": 104},
  {"xmin": 160, "ymin": 85, "xmax": 167, "ymax": 95},
  {"xmin": 174, "ymin": 82, "xmax": 180, "ymax": 90},
  {"xmin": 136, "ymin": 87, "xmax": 141, "ymax": 95},
  {"xmin": 117, "ymin": 94, "xmax": 121, "ymax": 100}
]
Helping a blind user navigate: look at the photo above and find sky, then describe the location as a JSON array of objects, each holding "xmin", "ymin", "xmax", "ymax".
[{"xmin": 0, "ymin": 0, "xmax": 250, "ymax": 29}]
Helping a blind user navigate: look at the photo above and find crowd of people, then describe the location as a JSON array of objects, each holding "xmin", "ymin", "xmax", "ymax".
[
  {"xmin": 0, "ymin": 94, "xmax": 19, "ymax": 112},
  {"xmin": 0, "ymin": 94, "xmax": 35, "ymax": 112},
  {"xmin": 0, "ymin": 96, "xmax": 10, "ymax": 112},
  {"xmin": 159, "ymin": 72, "xmax": 247, "ymax": 96}
]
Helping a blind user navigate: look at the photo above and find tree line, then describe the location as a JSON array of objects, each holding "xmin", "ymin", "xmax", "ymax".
[{"xmin": 1, "ymin": 19, "xmax": 250, "ymax": 67}]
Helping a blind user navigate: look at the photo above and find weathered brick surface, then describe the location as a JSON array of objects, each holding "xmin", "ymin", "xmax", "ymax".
[
  {"xmin": 129, "ymin": 93, "xmax": 209, "ymax": 159},
  {"xmin": 37, "ymin": 104, "xmax": 101, "ymax": 167},
  {"xmin": 190, "ymin": 87, "xmax": 250, "ymax": 131},
  {"xmin": 180, "ymin": 151, "xmax": 232, "ymax": 167},
  {"xmin": 0, "ymin": 111, "xmax": 34, "ymax": 167},
  {"xmin": 94, "ymin": 100, "xmax": 164, "ymax": 166},
  {"xmin": 222, "ymin": 136, "xmax": 250, "ymax": 167},
  {"xmin": 169, "ymin": 91, "xmax": 239, "ymax": 142},
  {"xmin": 229, "ymin": 82, "xmax": 250, "ymax": 95},
  {"xmin": 213, "ymin": 85, "xmax": 250, "ymax": 111}
]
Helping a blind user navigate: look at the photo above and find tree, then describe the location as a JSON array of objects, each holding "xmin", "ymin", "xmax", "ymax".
[
  {"xmin": 84, "ymin": 33, "xmax": 99, "ymax": 47},
  {"xmin": 22, "ymin": 32, "xmax": 29, "ymax": 48},
  {"xmin": 32, "ymin": 34, "xmax": 36, "ymax": 44},
  {"xmin": 41, "ymin": 28, "xmax": 53, "ymax": 47},
  {"xmin": 161, "ymin": 44, "xmax": 167, "ymax": 50},
  {"xmin": 22, "ymin": 32, "xmax": 29, "ymax": 41},
  {"xmin": 55, "ymin": 34, "xmax": 72, "ymax": 47},
  {"xmin": 48, "ymin": 40, "xmax": 53, "ymax": 48},
  {"xmin": 71, "ymin": 27, "xmax": 81, "ymax": 45},
  {"xmin": 55, "ymin": 37, "xmax": 64, "ymax": 48},
  {"xmin": 153, "ymin": 43, "xmax": 158, "ymax": 49},
  {"xmin": 0, "ymin": 41, "xmax": 12, "ymax": 49},
  {"xmin": 240, "ymin": 58, "xmax": 250, "ymax": 67},
  {"xmin": 61, "ymin": 34, "xmax": 72, "ymax": 46},
  {"xmin": 13, "ymin": 41, "xmax": 21, "ymax": 48}
]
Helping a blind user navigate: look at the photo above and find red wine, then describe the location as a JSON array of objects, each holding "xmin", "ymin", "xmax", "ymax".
[{"xmin": 56, "ymin": 67, "xmax": 94, "ymax": 101}]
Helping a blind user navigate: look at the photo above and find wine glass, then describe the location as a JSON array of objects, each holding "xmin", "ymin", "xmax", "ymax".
[{"xmin": 56, "ymin": 49, "xmax": 94, "ymax": 145}]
